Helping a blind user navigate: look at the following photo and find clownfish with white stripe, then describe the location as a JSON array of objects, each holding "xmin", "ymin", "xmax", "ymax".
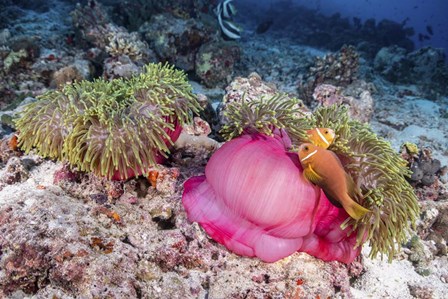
[
  {"xmin": 214, "ymin": 0, "xmax": 241, "ymax": 40},
  {"xmin": 298, "ymin": 143, "xmax": 371, "ymax": 220},
  {"xmin": 307, "ymin": 127, "xmax": 335, "ymax": 149}
]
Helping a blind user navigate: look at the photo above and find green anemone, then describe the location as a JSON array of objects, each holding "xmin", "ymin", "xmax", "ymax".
[
  {"xmin": 15, "ymin": 63, "xmax": 202, "ymax": 179},
  {"xmin": 221, "ymin": 96, "xmax": 419, "ymax": 261},
  {"xmin": 221, "ymin": 94, "xmax": 310, "ymax": 142}
]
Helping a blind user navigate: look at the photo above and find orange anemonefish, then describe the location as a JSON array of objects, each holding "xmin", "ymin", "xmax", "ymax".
[
  {"xmin": 298, "ymin": 143, "xmax": 370, "ymax": 220},
  {"xmin": 306, "ymin": 128, "xmax": 335, "ymax": 149}
]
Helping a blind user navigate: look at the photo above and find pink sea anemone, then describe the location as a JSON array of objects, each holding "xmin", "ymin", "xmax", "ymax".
[{"xmin": 182, "ymin": 132, "xmax": 360, "ymax": 263}]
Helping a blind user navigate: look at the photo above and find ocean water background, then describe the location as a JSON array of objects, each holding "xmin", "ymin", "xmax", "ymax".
[{"xmin": 242, "ymin": 0, "xmax": 448, "ymax": 57}]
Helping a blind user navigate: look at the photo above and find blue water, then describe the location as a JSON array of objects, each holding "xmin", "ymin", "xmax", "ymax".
[
  {"xmin": 302, "ymin": 0, "xmax": 447, "ymax": 55},
  {"xmin": 246, "ymin": 0, "xmax": 448, "ymax": 57}
]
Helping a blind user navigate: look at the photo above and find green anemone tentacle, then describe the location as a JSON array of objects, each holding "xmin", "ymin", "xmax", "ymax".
[{"xmin": 15, "ymin": 63, "xmax": 202, "ymax": 179}]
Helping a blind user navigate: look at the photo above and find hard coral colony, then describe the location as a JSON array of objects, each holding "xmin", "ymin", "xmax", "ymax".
[
  {"xmin": 183, "ymin": 96, "xmax": 419, "ymax": 263},
  {"xmin": 15, "ymin": 63, "xmax": 201, "ymax": 180}
]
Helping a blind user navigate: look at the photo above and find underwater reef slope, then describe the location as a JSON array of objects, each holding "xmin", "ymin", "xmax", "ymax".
[{"xmin": 0, "ymin": 0, "xmax": 448, "ymax": 298}]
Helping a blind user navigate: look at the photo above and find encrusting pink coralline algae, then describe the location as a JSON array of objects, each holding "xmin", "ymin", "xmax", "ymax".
[{"xmin": 183, "ymin": 132, "xmax": 360, "ymax": 263}]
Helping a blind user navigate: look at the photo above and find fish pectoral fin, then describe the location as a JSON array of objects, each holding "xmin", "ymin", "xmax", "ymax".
[
  {"xmin": 303, "ymin": 165, "xmax": 322, "ymax": 184},
  {"xmin": 344, "ymin": 199, "xmax": 371, "ymax": 221}
]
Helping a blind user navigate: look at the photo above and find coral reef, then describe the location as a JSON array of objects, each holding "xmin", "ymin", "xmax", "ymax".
[
  {"xmin": 2, "ymin": 49, "xmax": 28, "ymax": 73},
  {"xmin": 312, "ymin": 82, "xmax": 374, "ymax": 123},
  {"xmin": 140, "ymin": 13, "xmax": 213, "ymax": 71},
  {"xmin": 0, "ymin": 156, "xmax": 30, "ymax": 189},
  {"xmin": 139, "ymin": 11, "xmax": 241, "ymax": 88},
  {"xmin": 0, "ymin": 0, "xmax": 446, "ymax": 297},
  {"xmin": 298, "ymin": 45, "xmax": 360, "ymax": 104},
  {"xmin": 110, "ymin": 0, "xmax": 212, "ymax": 31},
  {"xmin": 222, "ymin": 72, "xmax": 279, "ymax": 105},
  {"xmin": 238, "ymin": 1, "xmax": 415, "ymax": 55},
  {"xmin": 174, "ymin": 116, "xmax": 219, "ymax": 159},
  {"xmin": 373, "ymin": 46, "xmax": 409, "ymax": 82},
  {"xmin": 374, "ymin": 46, "xmax": 448, "ymax": 99},
  {"xmin": 0, "ymin": 30, "xmax": 91, "ymax": 126},
  {"xmin": 104, "ymin": 31, "xmax": 149, "ymax": 61},
  {"xmin": 15, "ymin": 63, "xmax": 201, "ymax": 180},
  {"xmin": 0, "ymin": 35, "xmax": 41, "ymax": 85},
  {"xmin": 409, "ymin": 150, "xmax": 443, "ymax": 187},
  {"xmin": 195, "ymin": 41, "xmax": 241, "ymax": 87},
  {"xmin": 0, "ymin": 29, "xmax": 11, "ymax": 45},
  {"xmin": 71, "ymin": 0, "xmax": 150, "ymax": 63},
  {"xmin": 424, "ymin": 201, "xmax": 448, "ymax": 256},
  {"xmin": 102, "ymin": 55, "xmax": 142, "ymax": 79},
  {"xmin": 231, "ymin": 35, "xmax": 317, "ymax": 93},
  {"xmin": 400, "ymin": 144, "xmax": 447, "ymax": 202},
  {"xmin": 51, "ymin": 65, "xmax": 85, "ymax": 88}
]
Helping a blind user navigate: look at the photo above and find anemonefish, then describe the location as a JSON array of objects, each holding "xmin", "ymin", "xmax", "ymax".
[
  {"xmin": 298, "ymin": 143, "xmax": 370, "ymax": 220},
  {"xmin": 214, "ymin": 0, "xmax": 241, "ymax": 40},
  {"xmin": 306, "ymin": 128, "xmax": 335, "ymax": 149}
]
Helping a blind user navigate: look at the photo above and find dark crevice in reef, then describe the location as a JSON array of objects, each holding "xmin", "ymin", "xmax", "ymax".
[{"xmin": 121, "ymin": 235, "xmax": 136, "ymax": 248}]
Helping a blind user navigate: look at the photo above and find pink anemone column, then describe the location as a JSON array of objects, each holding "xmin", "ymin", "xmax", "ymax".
[{"xmin": 182, "ymin": 133, "xmax": 360, "ymax": 263}]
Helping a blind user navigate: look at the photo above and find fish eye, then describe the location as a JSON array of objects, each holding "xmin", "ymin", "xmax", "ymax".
[
  {"xmin": 304, "ymin": 146, "xmax": 309, "ymax": 151},
  {"xmin": 324, "ymin": 130, "xmax": 329, "ymax": 134}
]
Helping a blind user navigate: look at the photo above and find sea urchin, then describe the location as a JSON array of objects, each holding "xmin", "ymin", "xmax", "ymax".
[{"xmin": 15, "ymin": 63, "xmax": 202, "ymax": 180}]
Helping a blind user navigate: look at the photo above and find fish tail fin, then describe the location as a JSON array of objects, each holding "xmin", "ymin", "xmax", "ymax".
[{"xmin": 344, "ymin": 200, "xmax": 370, "ymax": 221}]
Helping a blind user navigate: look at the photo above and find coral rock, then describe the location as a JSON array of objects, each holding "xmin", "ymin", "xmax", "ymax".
[
  {"xmin": 102, "ymin": 55, "xmax": 142, "ymax": 79},
  {"xmin": 141, "ymin": 14, "xmax": 213, "ymax": 71},
  {"xmin": 195, "ymin": 41, "xmax": 241, "ymax": 88},
  {"xmin": 71, "ymin": 1, "xmax": 150, "ymax": 63},
  {"xmin": 313, "ymin": 81, "xmax": 374, "ymax": 123},
  {"xmin": 0, "ymin": 156, "xmax": 30, "ymax": 186},
  {"xmin": 51, "ymin": 65, "xmax": 85, "ymax": 88},
  {"xmin": 299, "ymin": 45, "xmax": 360, "ymax": 103}
]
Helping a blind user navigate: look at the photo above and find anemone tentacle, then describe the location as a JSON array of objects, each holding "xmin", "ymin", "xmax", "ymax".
[
  {"xmin": 309, "ymin": 105, "xmax": 419, "ymax": 261},
  {"xmin": 221, "ymin": 94, "xmax": 311, "ymax": 143},
  {"xmin": 15, "ymin": 63, "xmax": 202, "ymax": 180}
]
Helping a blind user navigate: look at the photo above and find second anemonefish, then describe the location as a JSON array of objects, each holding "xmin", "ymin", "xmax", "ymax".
[
  {"xmin": 306, "ymin": 128, "xmax": 335, "ymax": 149},
  {"xmin": 298, "ymin": 143, "xmax": 370, "ymax": 220}
]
